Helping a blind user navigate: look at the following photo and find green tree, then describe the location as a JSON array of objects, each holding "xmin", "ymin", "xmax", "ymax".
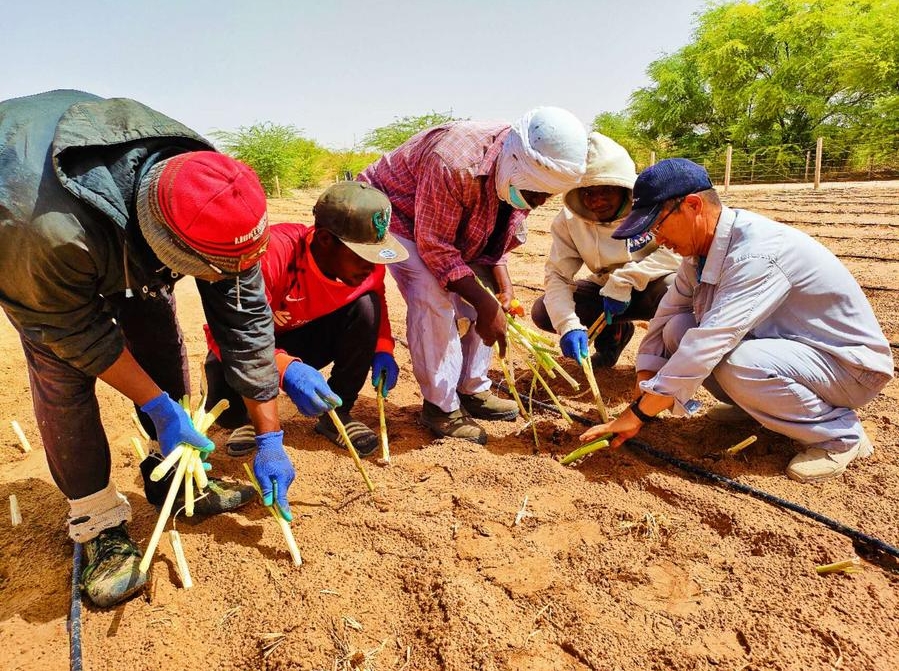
[
  {"xmin": 627, "ymin": 0, "xmax": 899, "ymax": 156},
  {"xmin": 592, "ymin": 111, "xmax": 668, "ymax": 169},
  {"xmin": 361, "ymin": 111, "xmax": 459, "ymax": 152},
  {"xmin": 212, "ymin": 122, "xmax": 328, "ymax": 193}
]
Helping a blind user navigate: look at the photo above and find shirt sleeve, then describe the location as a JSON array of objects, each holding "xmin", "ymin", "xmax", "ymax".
[
  {"xmin": 199, "ymin": 265, "xmax": 280, "ymax": 401},
  {"xmin": 601, "ymin": 246, "xmax": 681, "ymax": 302},
  {"xmin": 412, "ymin": 155, "xmax": 474, "ymax": 288},
  {"xmin": 542, "ymin": 211, "xmax": 587, "ymax": 336},
  {"xmin": 373, "ymin": 269, "xmax": 395, "ymax": 354},
  {"xmin": 639, "ymin": 255, "xmax": 792, "ymax": 413}
]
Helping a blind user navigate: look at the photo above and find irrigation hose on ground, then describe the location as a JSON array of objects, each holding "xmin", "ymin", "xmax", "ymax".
[
  {"xmin": 497, "ymin": 383, "xmax": 899, "ymax": 567},
  {"xmin": 69, "ymin": 542, "xmax": 83, "ymax": 671}
]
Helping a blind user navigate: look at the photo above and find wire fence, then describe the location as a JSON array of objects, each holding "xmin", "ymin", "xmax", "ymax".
[{"xmin": 637, "ymin": 139, "xmax": 899, "ymax": 185}]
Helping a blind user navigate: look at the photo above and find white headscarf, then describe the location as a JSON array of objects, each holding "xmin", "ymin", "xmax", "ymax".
[{"xmin": 495, "ymin": 106, "xmax": 588, "ymax": 207}]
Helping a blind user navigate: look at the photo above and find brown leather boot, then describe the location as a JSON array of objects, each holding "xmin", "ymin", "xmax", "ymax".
[
  {"xmin": 419, "ymin": 401, "xmax": 487, "ymax": 444},
  {"xmin": 458, "ymin": 390, "xmax": 519, "ymax": 421}
]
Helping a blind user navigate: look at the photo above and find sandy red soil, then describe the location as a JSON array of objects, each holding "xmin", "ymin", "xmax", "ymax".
[{"xmin": 1, "ymin": 182, "xmax": 897, "ymax": 671}]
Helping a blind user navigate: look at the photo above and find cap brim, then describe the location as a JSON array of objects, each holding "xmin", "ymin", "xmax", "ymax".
[
  {"xmin": 341, "ymin": 231, "xmax": 409, "ymax": 264},
  {"xmin": 611, "ymin": 202, "xmax": 664, "ymax": 240}
]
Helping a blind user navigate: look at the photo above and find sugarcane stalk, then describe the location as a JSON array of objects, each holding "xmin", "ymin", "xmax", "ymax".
[
  {"xmin": 10, "ymin": 420, "xmax": 32, "ymax": 453},
  {"xmin": 168, "ymin": 530, "xmax": 193, "ymax": 589},
  {"xmin": 328, "ymin": 409, "xmax": 375, "ymax": 492},
  {"xmin": 131, "ymin": 437, "xmax": 146, "ymax": 460},
  {"xmin": 587, "ymin": 314, "xmax": 607, "ymax": 342},
  {"xmin": 150, "ymin": 444, "xmax": 185, "ymax": 482},
  {"xmin": 580, "ymin": 358, "xmax": 609, "ymax": 423},
  {"xmin": 523, "ymin": 359, "xmax": 572, "ymax": 424},
  {"xmin": 243, "ymin": 463, "xmax": 303, "ymax": 566},
  {"xmin": 140, "ymin": 446, "xmax": 193, "ymax": 574},
  {"xmin": 726, "ymin": 435, "xmax": 757, "ymax": 455},
  {"xmin": 9, "ymin": 494, "xmax": 22, "ymax": 526},
  {"xmin": 560, "ymin": 436, "xmax": 612, "ymax": 465},
  {"xmin": 376, "ymin": 377, "xmax": 390, "ymax": 465},
  {"xmin": 496, "ymin": 344, "xmax": 529, "ymax": 420}
]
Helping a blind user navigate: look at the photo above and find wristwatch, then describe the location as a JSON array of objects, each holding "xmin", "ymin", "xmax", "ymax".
[{"xmin": 628, "ymin": 396, "xmax": 658, "ymax": 423}]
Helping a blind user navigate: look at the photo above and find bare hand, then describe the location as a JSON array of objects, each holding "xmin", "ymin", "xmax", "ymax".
[
  {"xmin": 475, "ymin": 299, "xmax": 508, "ymax": 357},
  {"xmin": 580, "ymin": 411, "xmax": 643, "ymax": 449}
]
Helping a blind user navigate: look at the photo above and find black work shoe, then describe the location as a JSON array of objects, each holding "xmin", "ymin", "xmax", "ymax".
[
  {"xmin": 591, "ymin": 322, "xmax": 635, "ymax": 368},
  {"xmin": 419, "ymin": 401, "xmax": 487, "ymax": 445},
  {"xmin": 81, "ymin": 523, "xmax": 147, "ymax": 608},
  {"xmin": 139, "ymin": 454, "xmax": 255, "ymax": 514},
  {"xmin": 458, "ymin": 390, "xmax": 519, "ymax": 421},
  {"xmin": 314, "ymin": 412, "xmax": 379, "ymax": 457},
  {"xmin": 225, "ymin": 424, "xmax": 256, "ymax": 457}
]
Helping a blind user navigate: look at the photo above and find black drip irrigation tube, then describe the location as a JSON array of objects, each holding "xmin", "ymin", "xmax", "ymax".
[
  {"xmin": 498, "ymin": 383, "xmax": 899, "ymax": 569},
  {"xmin": 69, "ymin": 542, "xmax": 83, "ymax": 671}
]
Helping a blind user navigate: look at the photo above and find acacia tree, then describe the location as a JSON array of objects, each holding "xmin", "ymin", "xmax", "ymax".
[
  {"xmin": 361, "ymin": 111, "xmax": 459, "ymax": 153},
  {"xmin": 212, "ymin": 122, "xmax": 327, "ymax": 193},
  {"xmin": 627, "ymin": 0, "xmax": 899, "ymax": 155}
]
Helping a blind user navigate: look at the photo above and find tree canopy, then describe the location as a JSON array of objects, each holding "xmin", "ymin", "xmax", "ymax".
[
  {"xmin": 597, "ymin": 0, "xmax": 899, "ymax": 168},
  {"xmin": 361, "ymin": 111, "xmax": 460, "ymax": 153}
]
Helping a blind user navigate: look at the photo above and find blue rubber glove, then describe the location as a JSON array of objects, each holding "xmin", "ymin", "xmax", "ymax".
[
  {"xmin": 603, "ymin": 296, "xmax": 631, "ymax": 325},
  {"xmin": 371, "ymin": 352, "xmax": 399, "ymax": 397},
  {"xmin": 140, "ymin": 392, "xmax": 214, "ymax": 457},
  {"xmin": 253, "ymin": 431, "xmax": 294, "ymax": 521},
  {"xmin": 560, "ymin": 329, "xmax": 589, "ymax": 363},
  {"xmin": 282, "ymin": 361, "xmax": 342, "ymax": 416}
]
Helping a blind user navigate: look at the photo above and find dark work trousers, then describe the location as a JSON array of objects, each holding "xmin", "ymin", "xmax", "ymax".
[
  {"xmin": 17, "ymin": 291, "xmax": 189, "ymax": 499},
  {"xmin": 205, "ymin": 292, "xmax": 380, "ymax": 429},
  {"xmin": 531, "ymin": 275, "xmax": 675, "ymax": 356}
]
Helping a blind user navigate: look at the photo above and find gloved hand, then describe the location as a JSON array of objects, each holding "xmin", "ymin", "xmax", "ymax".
[
  {"xmin": 253, "ymin": 431, "xmax": 294, "ymax": 521},
  {"xmin": 560, "ymin": 329, "xmax": 589, "ymax": 362},
  {"xmin": 371, "ymin": 352, "xmax": 399, "ymax": 397},
  {"xmin": 603, "ymin": 296, "xmax": 631, "ymax": 325},
  {"xmin": 140, "ymin": 392, "xmax": 214, "ymax": 457},
  {"xmin": 282, "ymin": 361, "xmax": 342, "ymax": 416}
]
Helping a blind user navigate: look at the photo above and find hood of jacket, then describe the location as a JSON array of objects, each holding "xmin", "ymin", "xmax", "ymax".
[{"xmin": 564, "ymin": 132, "xmax": 637, "ymax": 223}]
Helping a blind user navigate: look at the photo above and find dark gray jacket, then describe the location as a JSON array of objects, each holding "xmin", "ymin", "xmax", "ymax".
[{"xmin": 0, "ymin": 89, "xmax": 278, "ymax": 400}]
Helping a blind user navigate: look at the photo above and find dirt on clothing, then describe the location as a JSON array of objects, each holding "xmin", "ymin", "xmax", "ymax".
[{"xmin": 1, "ymin": 182, "xmax": 898, "ymax": 671}]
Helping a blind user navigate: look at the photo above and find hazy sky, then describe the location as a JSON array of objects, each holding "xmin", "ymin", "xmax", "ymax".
[{"xmin": 4, "ymin": 0, "xmax": 710, "ymax": 149}]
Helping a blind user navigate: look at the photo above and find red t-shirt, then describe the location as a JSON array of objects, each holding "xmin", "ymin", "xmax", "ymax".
[
  {"xmin": 206, "ymin": 222, "xmax": 394, "ymax": 361},
  {"xmin": 263, "ymin": 223, "xmax": 394, "ymax": 353}
]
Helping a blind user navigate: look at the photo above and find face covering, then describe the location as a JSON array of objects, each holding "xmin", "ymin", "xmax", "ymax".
[{"xmin": 508, "ymin": 185, "xmax": 532, "ymax": 210}]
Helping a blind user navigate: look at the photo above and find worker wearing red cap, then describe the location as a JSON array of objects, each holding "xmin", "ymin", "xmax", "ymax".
[{"xmin": 0, "ymin": 90, "xmax": 293, "ymax": 608}]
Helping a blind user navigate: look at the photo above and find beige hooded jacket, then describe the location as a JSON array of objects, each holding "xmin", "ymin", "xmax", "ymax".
[{"xmin": 543, "ymin": 133, "xmax": 681, "ymax": 336}]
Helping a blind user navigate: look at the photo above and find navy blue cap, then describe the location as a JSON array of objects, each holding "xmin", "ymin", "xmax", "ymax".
[{"xmin": 612, "ymin": 158, "xmax": 713, "ymax": 239}]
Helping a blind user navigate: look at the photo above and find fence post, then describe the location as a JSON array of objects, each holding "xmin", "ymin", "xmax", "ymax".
[
  {"xmin": 649, "ymin": 151, "xmax": 656, "ymax": 166},
  {"xmin": 750, "ymin": 155, "xmax": 756, "ymax": 183},
  {"xmin": 274, "ymin": 175, "xmax": 282, "ymax": 198},
  {"xmin": 814, "ymin": 137, "xmax": 823, "ymax": 190},
  {"xmin": 723, "ymin": 145, "xmax": 733, "ymax": 194},
  {"xmin": 805, "ymin": 150, "xmax": 811, "ymax": 182}
]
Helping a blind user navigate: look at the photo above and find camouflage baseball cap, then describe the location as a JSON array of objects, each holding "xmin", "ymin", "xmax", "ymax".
[{"xmin": 313, "ymin": 181, "xmax": 408, "ymax": 264}]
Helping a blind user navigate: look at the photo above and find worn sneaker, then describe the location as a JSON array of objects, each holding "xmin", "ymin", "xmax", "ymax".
[
  {"xmin": 786, "ymin": 432, "xmax": 874, "ymax": 483},
  {"xmin": 419, "ymin": 401, "xmax": 487, "ymax": 445},
  {"xmin": 80, "ymin": 523, "xmax": 147, "ymax": 608},
  {"xmin": 591, "ymin": 322, "xmax": 635, "ymax": 368},
  {"xmin": 458, "ymin": 390, "xmax": 519, "ymax": 421},
  {"xmin": 315, "ymin": 412, "xmax": 379, "ymax": 457},
  {"xmin": 705, "ymin": 403, "xmax": 754, "ymax": 423},
  {"xmin": 139, "ymin": 454, "xmax": 255, "ymax": 514},
  {"xmin": 226, "ymin": 424, "xmax": 257, "ymax": 457}
]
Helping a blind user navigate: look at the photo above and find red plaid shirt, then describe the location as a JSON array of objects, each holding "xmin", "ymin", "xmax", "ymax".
[{"xmin": 358, "ymin": 121, "xmax": 529, "ymax": 288}]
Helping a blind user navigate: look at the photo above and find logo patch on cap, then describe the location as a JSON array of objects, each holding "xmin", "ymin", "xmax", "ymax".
[
  {"xmin": 372, "ymin": 207, "xmax": 390, "ymax": 241},
  {"xmin": 378, "ymin": 249, "xmax": 398, "ymax": 260}
]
